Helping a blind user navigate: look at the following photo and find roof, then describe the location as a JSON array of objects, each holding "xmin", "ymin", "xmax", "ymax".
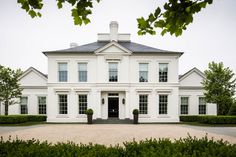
[
  {"xmin": 179, "ymin": 67, "xmax": 205, "ymax": 81},
  {"xmin": 43, "ymin": 41, "xmax": 183, "ymax": 55},
  {"xmin": 20, "ymin": 67, "xmax": 48, "ymax": 80}
]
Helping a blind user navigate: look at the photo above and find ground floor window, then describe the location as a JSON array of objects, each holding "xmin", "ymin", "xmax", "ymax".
[
  {"xmin": 199, "ymin": 97, "xmax": 206, "ymax": 114},
  {"xmin": 59, "ymin": 94, "xmax": 68, "ymax": 114},
  {"xmin": 38, "ymin": 96, "xmax": 46, "ymax": 114},
  {"xmin": 180, "ymin": 97, "xmax": 189, "ymax": 114},
  {"xmin": 139, "ymin": 95, "xmax": 148, "ymax": 114},
  {"xmin": 78, "ymin": 94, "xmax": 87, "ymax": 114},
  {"xmin": 159, "ymin": 95, "xmax": 168, "ymax": 114},
  {"xmin": 20, "ymin": 97, "xmax": 28, "ymax": 114}
]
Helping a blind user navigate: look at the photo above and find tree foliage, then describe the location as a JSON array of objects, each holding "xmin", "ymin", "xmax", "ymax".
[
  {"xmin": 0, "ymin": 65, "xmax": 23, "ymax": 115},
  {"xmin": 202, "ymin": 62, "xmax": 236, "ymax": 115},
  {"xmin": 17, "ymin": 0, "xmax": 213, "ymax": 37}
]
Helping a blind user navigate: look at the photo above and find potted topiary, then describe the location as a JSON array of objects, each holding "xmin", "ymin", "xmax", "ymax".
[
  {"xmin": 133, "ymin": 109, "xmax": 139, "ymax": 124},
  {"xmin": 86, "ymin": 108, "xmax": 93, "ymax": 124}
]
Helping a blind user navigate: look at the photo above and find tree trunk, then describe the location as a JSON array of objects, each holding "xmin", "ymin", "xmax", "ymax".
[
  {"xmin": 217, "ymin": 103, "xmax": 220, "ymax": 116},
  {"xmin": 4, "ymin": 100, "xmax": 8, "ymax": 116}
]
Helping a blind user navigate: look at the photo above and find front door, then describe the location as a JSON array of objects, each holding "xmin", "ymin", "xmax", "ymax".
[{"xmin": 108, "ymin": 97, "xmax": 119, "ymax": 118}]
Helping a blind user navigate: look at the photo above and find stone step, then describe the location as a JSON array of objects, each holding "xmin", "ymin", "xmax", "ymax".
[{"xmin": 93, "ymin": 118, "xmax": 133, "ymax": 124}]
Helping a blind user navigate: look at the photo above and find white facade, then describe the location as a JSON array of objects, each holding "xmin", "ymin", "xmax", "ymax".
[{"xmin": 0, "ymin": 22, "xmax": 216, "ymax": 122}]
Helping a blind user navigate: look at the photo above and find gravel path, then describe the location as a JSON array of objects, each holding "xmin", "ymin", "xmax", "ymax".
[{"xmin": 0, "ymin": 124, "xmax": 235, "ymax": 146}]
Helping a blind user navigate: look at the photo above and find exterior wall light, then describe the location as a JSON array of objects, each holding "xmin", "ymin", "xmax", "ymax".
[
  {"xmin": 122, "ymin": 98, "xmax": 125, "ymax": 104},
  {"xmin": 102, "ymin": 98, "xmax": 105, "ymax": 104}
]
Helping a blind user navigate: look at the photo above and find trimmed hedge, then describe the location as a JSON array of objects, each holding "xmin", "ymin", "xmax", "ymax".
[
  {"xmin": 180, "ymin": 115, "xmax": 236, "ymax": 124},
  {"xmin": 0, "ymin": 115, "xmax": 46, "ymax": 124},
  {"xmin": 0, "ymin": 135, "xmax": 235, "ymax": 157}
]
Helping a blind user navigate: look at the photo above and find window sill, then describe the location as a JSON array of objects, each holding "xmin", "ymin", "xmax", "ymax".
[
  {"xmin": 157, "ymin": 115, "xmax": 170, "ymax": 118},
  {"xmin": 76, "ymin": 114, "xmax": 87, "ymax": 118}
]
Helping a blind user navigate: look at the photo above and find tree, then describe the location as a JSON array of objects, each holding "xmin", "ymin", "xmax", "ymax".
[
  {"xmin": 17, "ymin": 0, "xmax": 213, "ymax": 37},
  {"xmin": 202, "ymin": 62, "xmax": 236, "ymax": 115},
  {"xmin": 0, "ymin": 65, "xmax": 23, "ymax": 115}
]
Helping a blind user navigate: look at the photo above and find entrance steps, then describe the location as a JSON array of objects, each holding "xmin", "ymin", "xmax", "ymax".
[{"xmin": 93, "ymin": 118, "xmax": 133, "ymax": 124}]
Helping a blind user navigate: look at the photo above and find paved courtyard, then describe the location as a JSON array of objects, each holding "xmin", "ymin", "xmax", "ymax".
[{"xmin": 0, "ymin": 124, "xmax": 235, "ymax": 146}]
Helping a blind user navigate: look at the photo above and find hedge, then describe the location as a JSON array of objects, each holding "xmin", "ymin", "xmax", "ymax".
[
  {"xmin": 0, "ymin": 135, "xmax": 235, "ymax": 157},
  {"xmin": 0, "ymin": 115, "xmax": 46, "ymax": 124},
  {"xmin": 180, "ymin": 115, "xmax": 236, "ymax": 124}
]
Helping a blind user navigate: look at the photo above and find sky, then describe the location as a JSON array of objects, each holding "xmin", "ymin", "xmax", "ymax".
[{"xmin": 0, "ymin": 0, "xmax": 236, "ymax": 75}]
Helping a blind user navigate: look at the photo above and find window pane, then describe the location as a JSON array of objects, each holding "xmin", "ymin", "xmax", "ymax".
[
  {"xmin": 109, "ymin": 63, "xmax": 118, "ymax": 82},
  {"xmin": 20, "ymin": 97, "xmax": 28, "ymax": 114},
  {"xmin": 59, "ymin": 63, "xmax": 67, "ymax": 71},
  {"xmin": 78, "ymin": 95, "xmax": 87, "ymax": 114},
  {"xmin": 159, "ymin": 63, "xmax": 168, "ymax": 82},
  {"xmin": 58, "ymin": 63, "xmax": 67, "ymax": 82},
  {"xmin": 59, "ymin": 95, "xmax": 68, "ymax": 114},
  {"xmin": 139, "ymin": 63, "xmax": 148, "ymax": 82},
  {"xmin": 38, "ymin": 96, "xmax": 46, "ymax": 114},
  {"xmin": 139, "ymin": 95, "xmax": 148, "ymax": 114},
  {"xmin": 159, "ymin": 95, "xmax": 168, "ymax": 114},
  {"xmin": 181, "ymin": 97, "xmax": 188, "ymax": 114},
  {"xmin": 199, "ymin": 97, "xmax": 206, "ymax": 114},
  {"xmin": 78, "ymin": 63, "xmax": 87, "ymax": 82}
]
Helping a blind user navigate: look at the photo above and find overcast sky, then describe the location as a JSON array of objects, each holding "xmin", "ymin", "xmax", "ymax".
[{"xmin": 0, "ymin": 0, "xmax": 235, "ymax": 75}]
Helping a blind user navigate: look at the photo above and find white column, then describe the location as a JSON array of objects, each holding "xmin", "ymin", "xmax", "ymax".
[
  {"xmin": 125, "ymin": 90, "xmax": 130, "ymax": 119},
  {"xmin": 96, "ymin": 90, "xmax": 102, "ymax": 118}
]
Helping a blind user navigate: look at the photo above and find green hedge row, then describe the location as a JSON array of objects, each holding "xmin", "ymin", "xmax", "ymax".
[
  {"xmin": 180, "ymin": 115, "xmax": 236, "ymax": 124},
  {"xmin": 0, "ymin": 135, "xmax": 235, "ymax": 157},
  {"xmin": 0, "ymin": 115, "xmax": 46, "ymax": 124}
]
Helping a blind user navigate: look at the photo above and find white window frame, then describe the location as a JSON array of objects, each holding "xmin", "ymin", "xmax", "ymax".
[
  {"xmin": 58, "ymin": 62, "xmax": 68, "ymax": 82},
  {"xmin": 139, "ymin": 63, "xmax": 148, "ymax": 82},
  {"xmin": 159, "ymin": 63, "xmax": 168, "ymax": 82},
  {"xmin": 180, "ymin": 97, "xmax": 189, "ymax": 115},
  {"xmin": 108, "ymin": 62, "xmax": 118, "ymax": 82},
  {"xmin": 159, "ymin": 94, "xmax": 168, "ymax": 115},
  {"xmin": 198, "ymin": 96, "xmax": 207, "ymax": 114},
  {"xmin": 78, "ymin": 62, "xmax": 88, "ymax": 82},
  {"xmin": 38, "ymin": 96, "xmax": 47, "ymax": 115},
  {"xmin": 20, "ymin": 96, "xmax": 28, "ymax": 114}
]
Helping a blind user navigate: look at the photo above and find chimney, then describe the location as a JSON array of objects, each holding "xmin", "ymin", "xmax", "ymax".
[
  {"xmin": 110, "ymin": 21, "xmax": 118, "ymax": 41},
  {"xmin": 70, "ymin": 42, "xmax": 78, "ymax": 48}
]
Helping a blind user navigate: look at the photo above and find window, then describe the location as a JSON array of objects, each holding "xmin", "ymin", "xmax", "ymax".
[
  {"xmin": 180, "ymin": 97, "xmax": 189, "ymax": 115},
  {"xmin": 139, "ymin": 63, "xmax": 148, "ymax": 82},
  {"xmin": 139, "ymin": 95, "xmax": 148, "ymax": 114},
  {"xmin": 159, "ymin": 63, "xmax": 168, "ymax": 82},
  {"xmin": 59, "ymin": 95, "xmax": 68, "ymax": 114},
  {"xmin": 38, "ymin": 96, "xmax": 46, "ymax": 114},
  {"xmin": 109, "ymin": 63, "xmax": 118, "ymax": 82},
  {"xmin": 199, "ymin": 97, "xmax": 206, "ymax": 114},
  {"xmin": 159, "ymin": 95, "xmax": 168, "ymax": 114},
  {"xmin": 58, "ymin": 63, "xmax": 67, "ymax": 82},
  {"xmin": 20, "ymin": 97, "xmax": 28, "ymax": 114},
  {"xmin": 78, "ymin": 94, "xmax": 87, "ymax": 114},
  {"xmin": 78, "ymin": 63, "xmax": 87, "ymax": 82}
]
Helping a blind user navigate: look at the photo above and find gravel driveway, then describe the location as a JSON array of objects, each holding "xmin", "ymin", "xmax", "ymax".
[{"xmin": 0, "ymin": 124, "xmax": 235, "ymax": 146}]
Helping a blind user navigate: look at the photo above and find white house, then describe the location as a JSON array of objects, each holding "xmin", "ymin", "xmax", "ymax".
[{"xmin": 0, "ymin": 21, "xmax": 216, "ymax": 123}]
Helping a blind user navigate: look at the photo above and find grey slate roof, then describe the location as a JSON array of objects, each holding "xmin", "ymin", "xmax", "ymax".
[{"xmin": 43, "ymin": 41, "xmax": 183, "ymax": 55}]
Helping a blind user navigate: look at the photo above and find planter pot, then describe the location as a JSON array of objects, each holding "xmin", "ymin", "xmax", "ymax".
[
  {"xmin": 87, "ymin": 115, "xmax": 93, "ymax": 124},
  {"xmin": 133, "ymin": 114, "xmax": 139, "ymax": 124}
]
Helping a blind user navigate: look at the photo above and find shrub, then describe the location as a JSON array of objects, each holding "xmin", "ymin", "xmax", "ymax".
[
  {"xmin": 0, "ymin": 135, "xmax": 235, "ymax": 157},
  {"xmin": 180, "ymin": 115, "xmax": 236, "ymax": 124},
  {"xmin": 0, "ymin": 115, "xmax": 46, "ymax": 124},
  {"xmin": 132, "ymin": 109, "xmax": 139, "ymax": 115},
  {"xmin": 86, "ymin": 109, "xmax": 93, "ymax": 115},
  {"xmin": 228, "ymin": 103, "xmax": 236, "ymax": 115}
]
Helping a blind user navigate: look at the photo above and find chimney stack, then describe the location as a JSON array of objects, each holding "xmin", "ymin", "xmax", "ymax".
[{"xmin": 109, "ymin": 21, "xmax": 118, "ymax": 41}]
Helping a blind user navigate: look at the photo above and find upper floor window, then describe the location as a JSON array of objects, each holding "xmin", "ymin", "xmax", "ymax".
[
  {"xmin": 109, "ymin": 63, "xmax": 118, "ymax": 82},
  {"xmin": 78, "ymin": 63, "xmax": 87, "ymax": 82},
  {"xmin": 180, "ymin": 97, "xmax": 189, "ymax": 115},
  {"xmin": 159, "ymin": 95, "xmax": 168, "ymax": 114},
  {"xmin": 139, "ymin": 95, "xmax": 148, "ymax": 114},
  {"xmin": 159, "ymin": 63, "xmax": 168, "ymax": 82},
  {"xmin": 78, "ymin": 94, "xmax": 87, "ymax": 114},
  {"xmin": 58, "ymin": 63, "xmax": 68, "ymax": 82},
  {"xmin": 38, "ymin": 96, "xmax": 46, "ymax": 114},
  {"xmin": 199, "ymin": 97, "xmax": 206, "ymax": 114},
  {"xmin": 20, "ymin": 97, "xmax": 28, "ymax": 114},
  {"xmin": 58, "ymin": 94, "xmax": 68, "ymax": 114},
  {"xmin": 139, "ymin": 63, "xmax": 148, "ymax": 82}
]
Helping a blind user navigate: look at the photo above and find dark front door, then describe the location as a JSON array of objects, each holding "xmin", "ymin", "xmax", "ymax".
[{"xmin": 108, "ymin": 97, "xmax": 119, "ymax": 118}]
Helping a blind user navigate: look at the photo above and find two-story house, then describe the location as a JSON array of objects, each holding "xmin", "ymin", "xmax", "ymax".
[{"xmin": 1, "ymin": 21, "xmax": 216, "ymax": 122}]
